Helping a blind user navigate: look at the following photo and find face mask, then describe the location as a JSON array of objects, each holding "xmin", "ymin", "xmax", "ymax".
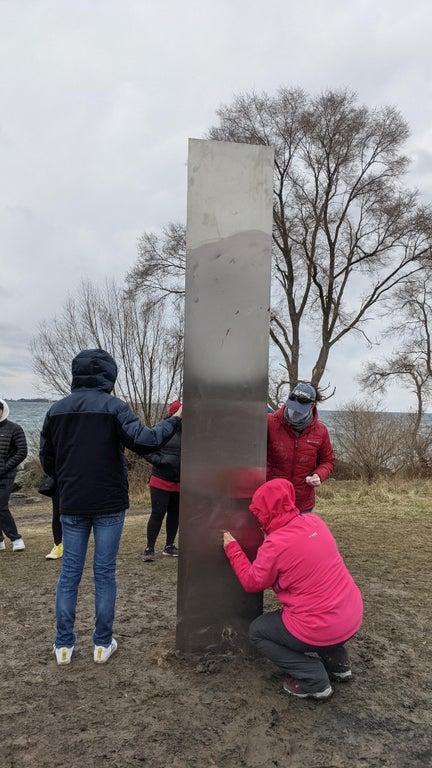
[{"xmin": 287, "ymin": 408, "xmax": 306, "ymax": 423}]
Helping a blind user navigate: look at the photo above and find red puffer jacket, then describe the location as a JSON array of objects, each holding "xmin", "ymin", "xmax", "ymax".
[{"xmin": 267, "ymin": 407, "xmax": 335, "ymax": 512}]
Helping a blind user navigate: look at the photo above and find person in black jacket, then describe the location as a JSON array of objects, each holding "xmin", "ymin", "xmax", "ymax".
[
  {"xmin": 38, "ymin": 473, "xmax": 62, "ymax": 560},
  {"xmin": 143, "ymin": 400, "xmax": 182, "ymax": 562},
  {"xmin": 0, "ymin": 399, "xmax": 27, "ymax": 553},
  {"xmin": 40, "ymin": 349, "xmax": 182, "ymax": 666}
]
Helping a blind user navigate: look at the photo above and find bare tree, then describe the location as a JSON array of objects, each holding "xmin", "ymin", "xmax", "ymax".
[
  {"xmin": 361, "ymin": 354, "xmax": 431, "ymax": 471},
  {"xmin": 268, "ymin": 369, "xmax": 290, "ymax": 410},
  {"xmin": 127, "ymin": 88, "xmax": 432, "ymax": 390},
  {"xmin": 332, "ymin": 401, "xmax": 407, "ymax": 482},
  {"xmin": 126, "ymin": 222, "xmax": 186, "ymax": 304},
  {"xmin": 391, "ymin": 277, "xmax": 432, "ymax": 375},
  {"xmin": 31, "ymin": 280, "xmax": 183, "ymax": 423},
  {"xmin": 361, "ymin": 275, "xmax": 432, "ymax": 470}
]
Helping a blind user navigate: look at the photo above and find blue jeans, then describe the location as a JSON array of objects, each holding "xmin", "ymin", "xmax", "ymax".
[{"xmin": 55, "ymin": 512, "xmax": 125, "ymax": 648}]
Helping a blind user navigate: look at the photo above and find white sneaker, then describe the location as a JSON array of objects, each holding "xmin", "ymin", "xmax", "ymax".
[
  {"xmin": 332, "ymin": 669, "xmax": 352, "ymax": 681},
  {"xmin": 12, "ymin": 538, "xmax": 25, "ymax": 552},
  {"xmin": 94, "ymin": 638, "xmax": 118, "ymax": 664},
  {"xmin": 0, "ymin": 541, "xmax": 5, "ymax": 551},
  {"xmin": 53, "ymin": 644, "xmax": 74, "ymax": 665}
]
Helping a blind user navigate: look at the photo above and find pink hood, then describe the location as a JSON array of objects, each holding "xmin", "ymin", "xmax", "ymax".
[{"xmin": 249, "ymin": 478, "xmax": 299, "ymax": 533}]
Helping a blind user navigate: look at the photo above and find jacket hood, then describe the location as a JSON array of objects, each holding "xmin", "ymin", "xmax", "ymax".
[
  {"xmin": 249, "ymin": 478, "xmax": 300, "ymax": 533},
  {"xmin": 71, "ymin": 349, "xmax": 118, "ymax": 393},
  {"xmin": 0, "ymin": 398, "xmax": 10, "ymax": 422}
]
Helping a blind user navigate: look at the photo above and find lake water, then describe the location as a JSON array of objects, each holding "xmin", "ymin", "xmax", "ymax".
[
  {"xmin": 6, "ymin": 400, "xmax": 430, "ymax": 445},
  {"xmin": 6, "ymin": 400, "xmax": 339, "ymax": 438},
  {"xmin": 7, "ymin": 401, "xmax": 53, "ymax": 436}
]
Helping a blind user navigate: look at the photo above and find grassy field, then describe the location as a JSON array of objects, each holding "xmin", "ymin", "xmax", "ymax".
[{"xmin": 0, "ymin": 479, "xmax": 431, "ymax": 768}]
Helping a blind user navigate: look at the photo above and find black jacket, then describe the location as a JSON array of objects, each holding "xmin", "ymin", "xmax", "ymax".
[
  {"xmin": 39, "ymin": 349, "xmax": 181, "ymax": 516},
  {"xmin": 38, "ymin": 473, "xmax": 60, "ymax": 514},
  {"xmin": 146, "ymin": 424, "xmax": 182, "ymax": 484},
  {"xmin": 0, "ymin": 402, "xmax": 28, "ymax": 479}
]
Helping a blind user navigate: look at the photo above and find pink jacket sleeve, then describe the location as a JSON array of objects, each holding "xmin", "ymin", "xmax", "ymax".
[
  {"xmin": 315, "ymin": 426, "xmax": 335, "ymax": 482},
  {"xmin": 224, "ymin": 538, "xmax": 279, "ymax": 592}
]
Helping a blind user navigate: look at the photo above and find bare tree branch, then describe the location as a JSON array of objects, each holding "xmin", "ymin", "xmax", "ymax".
[
  {"xmin": 125, "ymin": 88, "xmax": 431, "ymax": 393},
  {"xmin": 30, "ymin": 280, "xmax": 183, "ymax": 423}
]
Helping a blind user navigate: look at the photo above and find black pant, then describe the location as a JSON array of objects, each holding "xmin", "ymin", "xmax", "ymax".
[
  {"xmin": 52, "ymin": 506, "xmax": 62, "ymax": 546},
  {"xmin": 146, "ymin": 487, "xmax": 179, "ymax": 550},
  {"xmin": 0, "ymin": 475, "xmax": 21, "ymax": 542},
  {"xmin": 249, "ymin": 611, "xmax": 352, "ymax": 694}
]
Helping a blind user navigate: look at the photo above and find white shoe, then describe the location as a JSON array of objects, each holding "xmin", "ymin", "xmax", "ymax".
[
  {"xmin": 53, "ymin": 644, "xmax": 74, "ymax": 665},
  {"xmin": 12, "ymin": 538, "xmax": 25, "ymax": 552},
  {"xmin": 0, "ymin": 541, "xmax": 5, "ymax": 551},
  {"xmin": 283, "ymin": 676, "xmax": 333, "ymax": 700},
  {"xmin": 94, "ymin": 638, "xmax": 118, "ymax": 664},
  {"xmin": 332, "ymin": 669, "xmax": 352, "ymax": 681}
]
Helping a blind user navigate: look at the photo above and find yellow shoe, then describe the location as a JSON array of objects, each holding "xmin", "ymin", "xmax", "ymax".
[{"xmin": 46, "ymin": 544, "xmax": 63, "ymax": 560}]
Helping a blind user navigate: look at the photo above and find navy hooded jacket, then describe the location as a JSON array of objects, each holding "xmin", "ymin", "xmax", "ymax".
[{"xmin": 39, "ymin": 349, "xmax": 181, "ymax": 516}]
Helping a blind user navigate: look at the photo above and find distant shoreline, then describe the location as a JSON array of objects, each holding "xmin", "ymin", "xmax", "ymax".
[
  {"xmin": 4, "ymin": 399, "xmax": 431, "ymax": 415},
  {"xmin": 4, "ymin": 398, "xmax": 54, "ymax": 403}
]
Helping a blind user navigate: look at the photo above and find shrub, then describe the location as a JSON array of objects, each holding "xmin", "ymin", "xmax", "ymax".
[{"xmin": 331, "ymin": 401, "xmax": 406, "ymax": 483}]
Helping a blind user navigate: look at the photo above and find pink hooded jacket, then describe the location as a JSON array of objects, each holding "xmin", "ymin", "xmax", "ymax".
[{"xmin": 225, "ymin": 478, "xmax": 363, "ymax": 646}]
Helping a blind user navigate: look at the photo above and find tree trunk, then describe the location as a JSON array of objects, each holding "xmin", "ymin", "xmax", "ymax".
[{"xmin": 311, "ymin": 342, "xmax": 330, "ymax": 388}]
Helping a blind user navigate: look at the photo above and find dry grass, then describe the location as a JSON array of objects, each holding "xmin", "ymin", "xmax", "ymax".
[{"xmin": 317, "ymin": 477, "xmax": 432, "ymax": 517}]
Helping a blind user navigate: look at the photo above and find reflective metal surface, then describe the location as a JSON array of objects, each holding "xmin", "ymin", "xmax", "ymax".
[{"xmin": 176, "ymin": 139, "xmax": 274, "ymax": 653}]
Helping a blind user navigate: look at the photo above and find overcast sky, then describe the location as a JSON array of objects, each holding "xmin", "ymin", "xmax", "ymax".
[{"xmin": 1, "ymin": 0, "xmax": 431, "ymax": 409}]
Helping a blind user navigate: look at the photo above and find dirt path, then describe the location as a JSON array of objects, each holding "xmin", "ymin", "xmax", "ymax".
[{"xmin": 1, "ymin": 483, "xmax": 431, "ymax": 768}]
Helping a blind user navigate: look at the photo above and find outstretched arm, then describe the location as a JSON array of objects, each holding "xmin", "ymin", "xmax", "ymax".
[
  {"xmin": 224, "ymin": 534, "xmax": 278, "ymax": 593},
  {"xmin": 115, "ymin": 404, "xmax": 181, "ymax": 456}
]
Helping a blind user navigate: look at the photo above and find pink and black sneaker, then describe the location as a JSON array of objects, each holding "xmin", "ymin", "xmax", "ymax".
[{"xmin": 283, "ymin": 675, "xmax": 333, "ymax": 700}]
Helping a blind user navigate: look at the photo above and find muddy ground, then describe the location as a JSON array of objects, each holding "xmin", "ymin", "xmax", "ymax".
[{"xmin": 0, "ymin": 481, "xmax": 431, "ymax": 768}]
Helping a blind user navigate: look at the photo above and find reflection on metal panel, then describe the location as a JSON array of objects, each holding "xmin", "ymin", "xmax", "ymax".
[{"xmin": 176, "ymin": 139, "xmax": 274, "ymax": 653}]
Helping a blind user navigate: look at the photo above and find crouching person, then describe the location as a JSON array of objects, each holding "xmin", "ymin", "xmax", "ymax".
[
  {"xmin": 40, "ymin": 349, "xmax": 182, "ymax": 667},
  {"xmin": 223, "ymin": 478, "xmax": 363, "ymax": 700}
]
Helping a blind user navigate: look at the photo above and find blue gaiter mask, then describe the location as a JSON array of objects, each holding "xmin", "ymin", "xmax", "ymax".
[{"xmin": 284, "ymin": 405, "xmax": 313, "ymax": 431}]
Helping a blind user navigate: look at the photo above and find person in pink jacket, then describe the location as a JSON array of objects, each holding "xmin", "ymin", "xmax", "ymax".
[{"xmin": 223, "ymin": 478, "xmax": 363, "ymax": 700}]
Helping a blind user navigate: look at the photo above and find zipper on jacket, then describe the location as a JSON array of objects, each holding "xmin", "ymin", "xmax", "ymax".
[{"xmin": 293, "ymin": 438, "xmax": 298, "ymax": 476}]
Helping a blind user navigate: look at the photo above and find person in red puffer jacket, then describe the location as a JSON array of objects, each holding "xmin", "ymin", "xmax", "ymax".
[
  {"xmin": 267, "ymin": 382, "xmax": 335, "ymax": 512},
  {"xmin": 224, "ymin": 478, "xmax": 363, "ymax": 700}
]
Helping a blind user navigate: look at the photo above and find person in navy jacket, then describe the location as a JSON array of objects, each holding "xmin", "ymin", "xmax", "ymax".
[{"xmin": 40, "ymin": 348, "xmax": 182, "ymax": 666}]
